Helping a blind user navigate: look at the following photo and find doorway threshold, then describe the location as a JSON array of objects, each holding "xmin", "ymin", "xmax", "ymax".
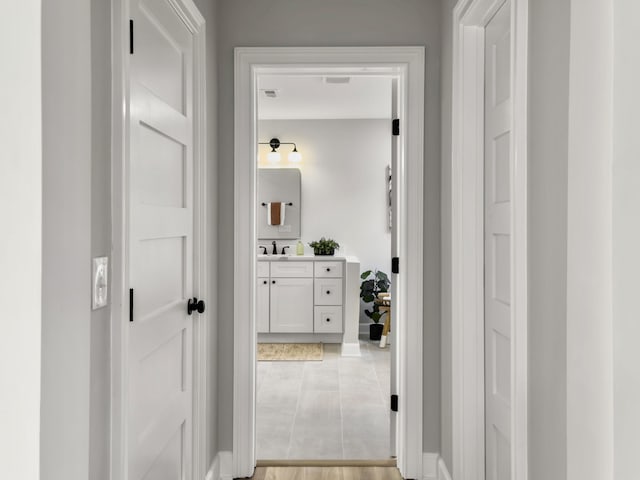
[{"xmin": 256, "ymin": 459, "xmax": 397, "ymax": 468}]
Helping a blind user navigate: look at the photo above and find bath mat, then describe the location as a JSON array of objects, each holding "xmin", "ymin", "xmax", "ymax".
[{"xmin": 257, "ymin": 343, "xmax": 323, "ymax": 361}]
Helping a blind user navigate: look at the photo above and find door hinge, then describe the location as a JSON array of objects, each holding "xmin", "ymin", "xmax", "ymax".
[
  {"xmin": 392, "ymin": 257, "xmax": 399, "ymax": 274},
  {"xmin": 129, "ymin": 288, "xmax": 134, "ymax": 322},
  {"xmin": 129, "ymin": 19, "xmax": 134, "ymax": 54},
  {"xmin": 392, "ymin": 118, "xmax": 400, "ymax": 136},
  {"xmin": 391, "ymin": 394, "xmax": 398, "ymax": 412}
]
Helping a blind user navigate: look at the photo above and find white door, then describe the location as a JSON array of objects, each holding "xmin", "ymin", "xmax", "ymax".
[
  {"xmin": 269, "ymin": 278, "xmax": 313, "ymax": 332},
  {"xmin": 484, "ymin": 2, "xmax": 512, "ymax": 480},
  {"xmin": 389, "ymin": 77, "xmax": 400, "ymax": 457},
  {"xmin": 128, "ymin": 1, "xmax": 196, "ymax": 479}
]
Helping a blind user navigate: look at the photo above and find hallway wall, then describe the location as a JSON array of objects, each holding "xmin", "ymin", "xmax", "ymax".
[
  {"xmin": 612, "ymin": 1, "xmax": 640, "ymax": 478},
  {"xmin": 41, "ymin": 0, "xmax": 93, "ymax": 478},
  {"xmin": 0, "ymin": 2, "xmax": 42, "ymax": 478},
  {"xmin": 216, "ymin": 0, "xmax": 443, "ymax": 455}
]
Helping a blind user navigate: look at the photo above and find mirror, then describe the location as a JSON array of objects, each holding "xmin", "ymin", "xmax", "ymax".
[{"xmin": 257, "ymin": 168, "xmax": 301, "ymax": 240}]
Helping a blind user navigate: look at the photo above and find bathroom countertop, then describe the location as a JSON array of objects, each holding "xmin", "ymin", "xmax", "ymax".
[{"xmin": 257, "ymin": 255, "xmax": 347, "ymax": 261}]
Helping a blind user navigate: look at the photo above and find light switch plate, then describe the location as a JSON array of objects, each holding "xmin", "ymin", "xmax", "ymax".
[{"xmin": 92, "ymin": 256, "xmax": 109, "ymax": 310}]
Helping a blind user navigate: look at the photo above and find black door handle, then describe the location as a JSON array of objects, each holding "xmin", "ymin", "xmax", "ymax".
[{"xmin": 187, "ymin": 297, "xmax": 205, "ymax": 315}]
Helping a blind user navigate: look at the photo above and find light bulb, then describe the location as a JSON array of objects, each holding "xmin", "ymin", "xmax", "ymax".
[
  {"xmin": 288, "ymin": 149, "xmax": 302, "ymax": 162},
  {"xmin": 267, "ymin": 150, "xmax": 281, "ymax": 163}
]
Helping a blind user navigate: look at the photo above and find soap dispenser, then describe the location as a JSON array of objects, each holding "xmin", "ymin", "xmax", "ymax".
[{"xmin": 296, "ymin": 240, "xmax": 304, "ymax": 256}]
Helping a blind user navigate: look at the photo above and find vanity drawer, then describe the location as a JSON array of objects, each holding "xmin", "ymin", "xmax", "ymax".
[
  {"xmin": 314, "ymin": 261, "xmax": 343, "ymax": 278},
  {"xmin": 257, "ymin": 261, "xmax": 270, "ymax": 277},
  {"xmin": 270, "ymin": 261, "xmax": 313, "ymax": 278},
  {"xmin": 314, "ymin": 278, "xmax": 343, "ymax": 305},
  {"xmin": 314, "ymin": 306, "xmax": 343, "ymax": 333}
]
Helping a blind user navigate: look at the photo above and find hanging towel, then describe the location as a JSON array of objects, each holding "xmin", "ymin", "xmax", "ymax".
[{"xmin": 267, "ymin": 202, "xmax": 286, "ymax": 226}]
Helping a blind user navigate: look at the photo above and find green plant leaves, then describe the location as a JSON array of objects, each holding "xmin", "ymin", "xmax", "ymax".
[{"xmin": 359, "ymin": 269, "xmax": 391, "ymax": 324}]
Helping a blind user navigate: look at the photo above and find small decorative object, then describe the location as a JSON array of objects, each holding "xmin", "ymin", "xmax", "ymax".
[
  {"xmin": 359, "ymin": 269, "xmax": 391, "ymax": 340},
  {"xmin": 309, "ymin": 237, "xmax": 340, "ymax": 256},
  {"xmin": 296, "ymin": 240, "xmax": 304, "ymax": 256}
]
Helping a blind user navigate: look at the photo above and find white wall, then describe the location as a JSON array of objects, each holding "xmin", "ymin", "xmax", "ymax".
[
  {"xmin": 0, "ymin": 2, "xmax": 42, "ymax": 478},
  {"xmin": 217, "ymin": 0, "xmax": 442, "ymax": 453},
  {"xmin": 566, "ymin": 1, "xmax": 614, "ymax": 478},
  {"xmin": 259, "ymin": 119, "xmax": 392, "ymax": 322},
  {"xmin": 527, "ymin": 0, "xmax": 571, "ymax": 478},
  {"xmin": 89, "ymin": 0, "xmax": 111, "ymax": 477},
  {"xmin": 41, "ymin": 0, "xmax": 92, "ymax": 478},
  {"xmin": 612, "ymin": 1, "xmax": 640, "ymax": 478}
]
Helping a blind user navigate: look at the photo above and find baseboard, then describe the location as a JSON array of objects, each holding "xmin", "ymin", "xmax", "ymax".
[
  {"xmin": 423, "ymin": 453, "xmax": 439, "ymax": 480},
  {"xmin": 205, "ymin": 451, "xmax": 233, "ymax": 480},
  {"xmin": 437, "ymin": 457, "xmax": 452, "ymax": 480},
  {"xmin": 341, "ymin": 341, "xmax": 361, "ymax": 356},
  {"xmin": 205, "ymin": 455, "xmax": 218, "ymax": 480},
  {"xmin": 422, "ymin": 453, "xmax": 452, "ymax": 480}
]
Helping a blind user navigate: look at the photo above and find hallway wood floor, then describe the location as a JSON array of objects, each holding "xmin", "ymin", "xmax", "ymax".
[{"xmin": 246, "ymin": 466, "xmax": 404, "ymax": 480}]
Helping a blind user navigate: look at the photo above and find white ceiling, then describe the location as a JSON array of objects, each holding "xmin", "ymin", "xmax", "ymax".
[{"xmin": 257, "ymin": 75, "xmax": 392, "ymax": 120}]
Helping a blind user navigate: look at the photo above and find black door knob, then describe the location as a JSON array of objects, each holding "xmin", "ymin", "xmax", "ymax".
[{"xmin": 187, "ymin": 297, "xmax": 205, "ymax": 315}]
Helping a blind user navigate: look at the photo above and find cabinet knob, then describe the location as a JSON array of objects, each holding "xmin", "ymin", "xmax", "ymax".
[
  {"xmin": 263, "ymin": 280, "xmax": 267, "ymax": 284},
  {"xmin": 272, "ymin": 280, "xmax": 276, "ymax": 284},
  {"xmin": 326, "ymin": 267, "xmax": 331, "ymax": 272},
  {"xmin": 326, "ymin": 290, "xmax": 331, "ymax": 295},
  {"xmin": 326, "ymin": 318, "xmax": 331, "ymax": 323}
]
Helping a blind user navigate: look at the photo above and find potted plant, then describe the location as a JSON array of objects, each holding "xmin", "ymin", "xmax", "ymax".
[
  {"xmin": 308, "ymin": 237, "xmax": 340, "ymax": 256},
  {"xmin": 359, "ymin": 269, "xmax": 391, "ymax": 340}
]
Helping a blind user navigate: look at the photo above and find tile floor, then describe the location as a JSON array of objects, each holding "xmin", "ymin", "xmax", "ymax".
[{"xmin": 256, "ymin": 337, "xmax": 391, "ymax": 460}]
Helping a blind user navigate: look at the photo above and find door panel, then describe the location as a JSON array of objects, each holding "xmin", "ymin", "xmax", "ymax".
[
  {"xmin": 484, "ymin": 2, "xmax": 512, "ymax": 480},
  {"xmin": 128, "ymin": 0, "xmax": 194, "ymax": 479}
]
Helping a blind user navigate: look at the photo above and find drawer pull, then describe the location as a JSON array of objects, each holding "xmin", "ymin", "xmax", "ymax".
[
  {"xmin": 326, "ymin": 290, "xmax": 331, "ymax": 295},
  {"xmin": 326, "ymin": 267, "xmax": 331, "ymax": 272},
  {"xmin": 263, "ymin": 280, "xmax": 267, "ymax": 285},
  {"xmin": 326, "ymin": 318, "xmax": 331, "ymax": 323},
  {"xmin": 272, "ymin": 280, "xmax": 276, "ymax": 284}
]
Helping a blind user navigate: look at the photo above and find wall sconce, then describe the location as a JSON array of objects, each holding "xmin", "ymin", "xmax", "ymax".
[{"xmin": 259, "ymin": 138, "xmax": 302, "ymax": 163}]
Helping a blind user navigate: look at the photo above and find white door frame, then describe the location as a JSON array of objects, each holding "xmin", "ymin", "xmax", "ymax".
[
  {"xmin": 110, "ymin": 1, "xmax": 208, "ymax": 479},
  {"xmin": 233, "ymin": 46, "xmax": 424, "ymax": 479},
  {"xmin": 450, "ymin": 0, "xmax": 528, "ymax": 479}
]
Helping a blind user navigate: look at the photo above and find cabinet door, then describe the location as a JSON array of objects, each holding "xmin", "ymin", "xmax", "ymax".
[
  {"xmin": 270, "ymin": 278, "xmax": 313, "ymax": 332},
  {"xmin": 257, "ymin": 277, "xmax": 270, "ymax": 333}
]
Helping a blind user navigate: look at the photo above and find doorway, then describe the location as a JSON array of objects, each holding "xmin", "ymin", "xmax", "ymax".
[
  {"xmin": 233, "ymin": 47, "xmax": 425, "ymax": 480},
  {"xmin": 254, "ymin": 74, "xmax": 394, "ymax": 460},
  {"xmin": 451, "ymin": 0, "xmax": 529, "ymax": 478},
  {"xmin": 110, "ymin": 1, "xmax": 209, "ymax": 479}
]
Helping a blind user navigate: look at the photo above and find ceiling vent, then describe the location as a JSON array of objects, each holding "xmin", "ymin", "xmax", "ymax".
[
  {"xmin": 261, "ymin": 89, "xmax": 279, "ymax": 98},
  {"xmin": 323, "ymin": 76, "xmax": 351, "ymax": 85}
]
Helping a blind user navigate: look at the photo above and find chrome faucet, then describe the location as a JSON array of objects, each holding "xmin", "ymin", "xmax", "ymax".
[{"xmin": 271, "ymin": 241, "xmax": 277, "ymax": 255}]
